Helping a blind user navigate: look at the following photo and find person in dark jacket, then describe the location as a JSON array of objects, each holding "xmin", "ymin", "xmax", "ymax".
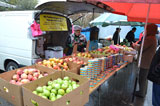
[
  {"xmin": 125, "ymin": 27, "xmax": 136, "ymax": 45},
  {"xmin": 148, "ymin": 47, "xmax": 160, "ymax": 106},
  {"xmin": 132, "ymin": 24, "xmax": 157, "ymax": 98},
  {"xmin": 112, "ymin": 28, "xmax": 121, "ymax": 45}
]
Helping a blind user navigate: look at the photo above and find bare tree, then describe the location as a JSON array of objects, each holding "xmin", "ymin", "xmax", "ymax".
[{"xmin": 0, "ymin": 0, "xmax": 38, "ymax": 10}]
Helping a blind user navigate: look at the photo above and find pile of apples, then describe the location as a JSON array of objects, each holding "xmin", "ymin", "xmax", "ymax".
[
  {"xmin": 63, "ymin": 57, "xmax": 87, "ymax": 65},
  {"xmin": 37, "ymin": 58, "xmax": 69, "ymax": 71},
  {"xmin": 74, "ymin": 52, "xmax": 93, "ymax": 59},
  {"xmin": 90, "ymin": 46, "xmax": 119, "ymax": 56},
  {"xmin": 10, "ymin": 68, "xmax": 48, "ymax": 85},
  {"xmin": 32, "ymin": 76, "xmax": 79, "ymax": 102}
]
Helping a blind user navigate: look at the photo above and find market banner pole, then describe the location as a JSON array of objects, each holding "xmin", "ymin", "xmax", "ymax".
[{"xmin": 138, "ymin": 3, "xmax": 151, "ymax": 67}]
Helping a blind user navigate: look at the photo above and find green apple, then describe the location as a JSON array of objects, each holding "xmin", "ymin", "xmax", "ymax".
[
  {"xmin": 51, "ymin": 82, "xmax": 56, "ymax": 88},
  {"xmin": 68, "ymin": 80, "xmax": 72, "ymax": 84},
  {"xmin": 43, "ymin": 89, "xmax": 50, "ymax": 97},
  {"xmin": 63, "ymin": 80, "xmax": 69, "ymax": 84},
  {"xmin": 58, "ymin": 89, "xmax": 65, "ymax": 95},
  {"xmin": 50, "ymin": 96, "xmax": 56, "ymax": 101},
  {"xmin": 72, "ymin": 84, "xmax": 77, "ymax": 90},
  {"xmin": 76, "ymin": 84, "xmax": 80, "ymax": 88},
  {"xmin": 57, "ymin": 78, "xmax": 63, "ymax": 85},
  {"xmin": 61, "ymin": 83, "xmax": 68, "ymax": 90},
  {"xmin": 68, "ymin": 85, "xmax": 72, "ymax": 89},
  {"xmin": 66, "ymin": 88, "xmax": 72, "ymax": 93},
  {"xmin": 51, "ymin": 89, "xmax": 57, "ymax": 94},
  {"xmin": 48, "ymin": 81, "xmax": 53, "ymax": 86},
  {"xmin": 63, "ymin": 76, "xmax": 70, "ymax": 81},
  {"xmin": 43, "ymin": 86, "xmax": 47, "ymax": 90},
  {"xmin": 53, "ymin": 80, "xmax": 58, "ymax": 84},
  {"xmin": 46, "ymin": 86, "xmax": 52, "ymax": 91},
  {"xmin": 49, "ymin": 93, "xmax": 56, "ymax": 99},
  {"xmin": 32, "ymin": 91, "xmax": 38, "ymax": 95},
  {"xmin": 42, "ymin": 95, "xmax": 48, "ymax": 99},
  {"xmin": 54, "ymin": 83, "xmax": 61, "ymax": 90},
  {"xmin": 36, "ymin": 86, "xmax": 43, "ymax": 93},
  {"xmin": 31, "ymin": 99, "xmax": 37, "ymax": 105},
  {"xmin": 56, "ymin": 94, "xmax": 62, "ymax": 99},
  {"xmin": 71, "ymin": 81, "xmax": 76, "ymax": 85},
  {"xmin": 57, "ymin": 78, "xmax": 62, "ymax": 81},
  {"xmin": 38, "ymin": 93, "xmax": 43, "ymax": 97}
]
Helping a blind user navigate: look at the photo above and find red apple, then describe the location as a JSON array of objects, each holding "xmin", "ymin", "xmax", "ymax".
[
  {"xmin": 23, "ymin": 69, "xmax": 29, "ymax": 74},
  {"xmin": 69, "ymin": 58, "xmax": 73, "ymax": 62},
  {"xmin": 21, "ymin": 79, "xmax": 30, "ymax": 84},
  {"xmin": 10, "ymin": 80, "xmax": 16, "ymax": 84},
  {"xmin": 64, "ymin": 58, "xmax": 69, "ymax": 62},
  {"xmin": 16, "ymin": 81, "xmax": 22, "ymax": 85},
  {"xmin": 27, "ymin": 74, "xmax": 33, "ymax": 81},
  {"xmin": 58, "ymin": 63, "xmax": 62, "ymax": 66},
  {"xmin": 38, "ymin": 74, "xmax": 43, "ymax": 78},
  {"xmin": 32, "ymin": 77, "xmax": 37, "ymax": 81},
  {"xmin": 12, "ymin": 74, "xmax": 19, "ymax": 81},
  {"xmin": 77, "ymin": 61, "xmax": 81, "ymax": 65},
  {"xmin": 28, "ymin": 69, "xmax": 34, "ymax": 75},
  {"xmin": 44, "ymin": 73, "xmax": 48, "ymax": 76},
  {"xmin": 59, "ymin": 59, "xmax": 64, "ymax": 64},
  {"xmin": 16, "ymin": 69, "xmax": 23, "ymax": 75},
  {"xmin": 53, "ymin": 65, "xmax": 59, "ymax": 70},
  {"xmin": 73, "ymin": 57, "xmax": 77, "ymax": 61},
  {"xmin": 33, "ymin": 73, "xmax": 40, "ymax": 78},
  {"xmin": 37, "ymin": 61, "xmax": 42, "ymax": 65},
  {"xmin": 80, "ymin": 61, "xmax": 84, "ymax": 64},
  {"xmin": 63, "ymin": 66, "xmax": 68, "ymax": 70},
  {"xmin": 34, "ymin": 69, "xmax": 40, "ymax": 73},
  {"xmin": 21, "ymin": 73, "xmax": 28, "ymax": 79},
  {"xmin": 18, "ymin": 78, "xmax": 22, "ymax": 82}
]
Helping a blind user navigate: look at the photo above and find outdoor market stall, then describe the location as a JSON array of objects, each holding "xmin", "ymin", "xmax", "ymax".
[{"xmin": 0, "ymin": 0, "xmax": 142, "ymax": 106}]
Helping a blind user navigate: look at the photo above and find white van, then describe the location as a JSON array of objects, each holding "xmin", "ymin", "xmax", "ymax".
[
  {"xmin": 0, "ymin": 1, "xmax": 109, "ymax": 71},
  {"xmin": 0, "ymin": 10, "xmax": 72, "ymax": 71}
]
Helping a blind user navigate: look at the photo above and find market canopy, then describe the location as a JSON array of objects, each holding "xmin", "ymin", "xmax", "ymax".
[
  {"xmin": 90, "ymin": 13, "xmax": 144, "ymax": 27},
  {"xmin": 35, "ymin": 0, "xmax": 113, "ymax": 16}
]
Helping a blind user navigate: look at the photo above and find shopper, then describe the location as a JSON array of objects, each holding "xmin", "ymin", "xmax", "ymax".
[
  {"xmin": 66, "ymin": 25, "xmax": 87, "ymax": 55},
  {"xmin": 148, "ymin": 47, "xmax": 160, "ymax": 106},
  {"xmin": 125, "ymin": 27, "xmax": 136, "ymax": 45},
  {"xmin": 112, "ymin": 28, "xmax": 121, "ymax": 45},
  {"xmin": 133, "ymin": 24, "xmax": 157, "ymax": 98},
  {"xmin": 135, "ymin": 31, "xmax": 144, "ymax": 44}
]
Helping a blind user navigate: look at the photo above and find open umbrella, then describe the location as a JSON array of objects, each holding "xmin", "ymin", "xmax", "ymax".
[
  {"xmin": 90, "ymin": 13, "xmax": 144, "ymax": 27},
  {"xmin": 86, "ymin": 0, "xmax": 160, "ymax": 67}
]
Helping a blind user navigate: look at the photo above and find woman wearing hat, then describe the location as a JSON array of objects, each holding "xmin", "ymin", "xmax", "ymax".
[{"xmin": 66, "ymin": 25, "xmax": 87, "ymax": 55}]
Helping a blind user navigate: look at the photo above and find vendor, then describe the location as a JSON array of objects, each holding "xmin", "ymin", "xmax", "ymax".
[{"xmin": 66, "ymin": 25, "xmax": 87, "ymax": 55}]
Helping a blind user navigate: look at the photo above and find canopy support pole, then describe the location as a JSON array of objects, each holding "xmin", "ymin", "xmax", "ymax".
[{"xmin": 138, "ymin": 4, "xmax": 151, "ymax": 67}]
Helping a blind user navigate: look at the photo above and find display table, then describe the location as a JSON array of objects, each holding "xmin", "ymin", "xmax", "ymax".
[{"xmin": 85, "ymin": 62, "xmax": 137, "ymax": 106}]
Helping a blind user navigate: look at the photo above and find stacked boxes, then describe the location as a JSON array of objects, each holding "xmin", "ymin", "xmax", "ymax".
[{"xmin": 80, "ymin": 59, "xmax": 101, "ymax": 80}]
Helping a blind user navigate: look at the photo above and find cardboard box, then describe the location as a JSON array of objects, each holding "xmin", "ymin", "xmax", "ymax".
[
  {"xmin": 123, "ymin": 55, "xmax": 134, "ymax": 63},
  {"xmin": 0, "ymin": 65, "xmax": 55, "ymax": 106},
  {"xmin": 67, "ymin": 61, "xmax": 82, "ymax": 75},
  {"xmin": 22, "ymin": 71, "xmax": 89, "ymax": 106}
]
